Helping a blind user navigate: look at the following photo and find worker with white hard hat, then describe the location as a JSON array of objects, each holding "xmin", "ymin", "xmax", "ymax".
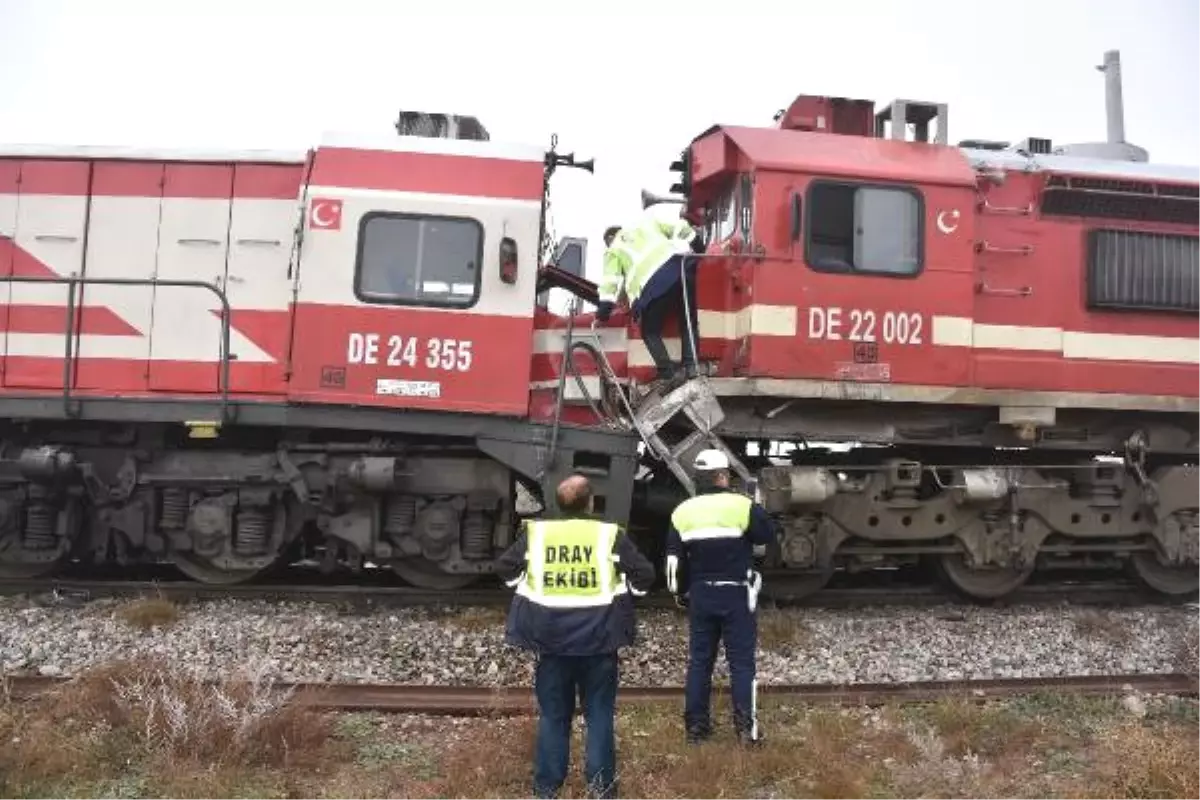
[{"xmin": 665, "ymin": 448, "xmax": 775, "ymax": 746}]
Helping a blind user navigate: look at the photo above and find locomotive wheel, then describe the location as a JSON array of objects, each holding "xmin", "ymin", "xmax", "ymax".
[
  {"xmin": 391, "ymin": 557, "xmax": 480, "ymax": 590},
  {"xmin": 937, "ymin": 554, "xmax": 1034, "ymax": 600},
  {"xmin": 1130, "ymin": 552, "xmax": 1199, "ymax": 597},
  {"xmin": 172, "ymin": 553, "xmax": 270, "ymax": 585}
]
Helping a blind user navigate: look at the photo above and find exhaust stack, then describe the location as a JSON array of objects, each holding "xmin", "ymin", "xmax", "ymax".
[
  {"xmin": 1053, "ymin": 50, "xmax": 1149, "ymax": 162},
  {"xmin": 1100, "ymin": 49, "xmax": 1126, "ymax": 145}
]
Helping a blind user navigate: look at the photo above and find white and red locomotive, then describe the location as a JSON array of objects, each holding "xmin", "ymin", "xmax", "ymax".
[{"xmin": 0, "ymin": 56, "xmax": 1196, "ymax": 599}]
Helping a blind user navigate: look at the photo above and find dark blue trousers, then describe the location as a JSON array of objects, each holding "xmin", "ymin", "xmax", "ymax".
[
  {"xmin": 533, "ymin": 652, "xmax": 619, "ymax": 799},
  {"xmin": 632, "ymin": 254, "xmax": 699, "ymax": 379},
  {"xmin": 684, "ymin": 583, "xmax": 759, "ymax": 739}
]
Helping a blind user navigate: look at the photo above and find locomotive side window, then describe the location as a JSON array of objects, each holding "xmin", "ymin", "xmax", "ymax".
[
  {"xmin": 805, "ymin": 182, "xmax": 923, "ymax": 277},
  {"xmin": 354, "ymin": 212, "xmax": 484, "ymax": 308}
]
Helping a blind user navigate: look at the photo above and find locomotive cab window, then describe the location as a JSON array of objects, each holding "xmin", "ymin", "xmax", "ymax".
[
  {"xmin": 709, "ymin": 180, "xmax": 739, "ymax": 243},
  {"xmin": 806, "ymin": 182, "xmax": 923, "ymax": 276},
  {"xmin": 355, "ymin": 212, "xmax": 484, "ymax": 308}
]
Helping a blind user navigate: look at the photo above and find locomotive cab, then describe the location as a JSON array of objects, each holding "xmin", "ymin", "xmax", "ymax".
[
  {"xmin": 683, "ymin": 96, "xmax": 980, "ymax": 392},
  {"xmin": 287, "ymin": 128, "xmax": 546, "ymax": 418}
]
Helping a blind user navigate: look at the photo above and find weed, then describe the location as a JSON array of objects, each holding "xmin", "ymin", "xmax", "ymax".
[
  {"xmin": 757, "ymin": 610, "xmax": 813, "ymax": 651},
  {"xmin": 2, "ymin": 661, "xmax": 1197, "ymax": 799},
  {"xmin": 115, "ymin": 597, "xmax": 181, "ymax": 631}
]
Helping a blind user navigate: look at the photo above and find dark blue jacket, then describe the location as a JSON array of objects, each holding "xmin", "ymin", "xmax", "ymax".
[
  {"xmin": 665, "ymin": 488, "xmax": 775, "ymax": 591},
  {"xmin": 496, "ymin": 521, "xmax": 656, "ymax": 656}
]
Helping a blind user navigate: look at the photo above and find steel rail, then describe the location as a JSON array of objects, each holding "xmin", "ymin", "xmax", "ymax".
[
  {"xmin": 4, "ymin": 673, "xmax": 1195, "ymax": 715},
  {"xmin": 0, "ymin": 577, "xmax": 1175, "ymax": 610}
]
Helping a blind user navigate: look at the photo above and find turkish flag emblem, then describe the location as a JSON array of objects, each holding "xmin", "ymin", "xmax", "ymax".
[{"xmin": 309, "ymin": 198, "xmax": 343, "ymax": 230}]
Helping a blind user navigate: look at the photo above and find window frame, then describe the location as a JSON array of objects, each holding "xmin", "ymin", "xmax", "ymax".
[
  {"xmin": 708, "ymin": 179, "xmax": 739, "ymax": 244},
  {"xmin": 352, "ymin": 210, "xmax": 486, "ymax": 310},
  {"xmin": 803, "ymin": 179, "xmax": 926, "ymax": 279}
]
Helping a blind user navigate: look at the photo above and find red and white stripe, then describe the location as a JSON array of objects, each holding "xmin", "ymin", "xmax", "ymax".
[{"xmin": 530, "ymin": 304, "xmax": 1200, "ymax": 406}]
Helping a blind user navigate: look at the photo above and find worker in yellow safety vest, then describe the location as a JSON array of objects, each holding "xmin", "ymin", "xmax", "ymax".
[
  {"xmin": 597, "ymin": 210, "xmax": 706, "ymax": 392},
  {"xmin": 666, "ymin": 449, "xmax": 775, "ymax": 747},
  {"xmin": 496, "ymin": 474, "xmax": 656, "ymax": 799}
]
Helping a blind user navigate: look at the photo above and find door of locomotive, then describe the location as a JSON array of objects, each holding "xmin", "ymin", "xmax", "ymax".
[
  {"xmin": 287, "ymin": 142, "xmax": 544, "ymax": 417},
  {"xmin": 776, "ymin": 169, "xmax": 977, "ymax": 390}
]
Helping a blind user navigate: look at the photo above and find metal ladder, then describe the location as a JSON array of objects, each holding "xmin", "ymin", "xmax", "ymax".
[
  {"xmin": 630, "ymin": 376, "xmax": 752, "ymax": 496},
  {"xmin": 562, "ymin": 315, "xmax": 751, "ymax": 497}
]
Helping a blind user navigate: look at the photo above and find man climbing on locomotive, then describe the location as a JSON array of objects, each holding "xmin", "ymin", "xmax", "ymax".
[{"xmin": 596, "ymin": 208, "xmax": 706, "ymax": 393}]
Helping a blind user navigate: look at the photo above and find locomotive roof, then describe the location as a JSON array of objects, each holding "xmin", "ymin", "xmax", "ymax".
[
  {"xmin": 0, "ymin": 130, "xmax": 547, "ymax": 166},
  {"xmin": 961, "ymin": 147, "xmax": 1199, "ymax": 185},
  {"xmin": 715, "ymin": 126, "xmax": 978, "ymax": 187},
  {"xmin": 706, "ymin": 124, "xmax": 1199, "ymax": 187}
]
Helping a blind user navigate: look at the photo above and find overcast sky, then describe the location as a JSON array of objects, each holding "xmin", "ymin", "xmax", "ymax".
[{"xmin": 1, "ymin": 0, "xmax": 1197, "ymax": 275}]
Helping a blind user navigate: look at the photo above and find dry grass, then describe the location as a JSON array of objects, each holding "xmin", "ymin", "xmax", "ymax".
[
  {"xmin": 0, "ymin": 657, "xmax": 336, "ymax": 798},
  {"xmin": 1, "ymin": 659, "xmax": 1196, "ymax": 799},
  {"xmin": 756, "ymin": 609, "xmax": 813, "ymax": 650},
  {"xmin": 432, "ymin": 605, "xmax": 509, "ymax": 634},
  {"xmin": 114, "ymin": 596, "xmax": 181, "ymax": 630},
  {"xmin": 1072, "ymin": 609, "xmax": 1134, "ymax": 646},
  {"xmin": 1079, "ymin": 717, "xmax": 1199, "ymax": 799}
]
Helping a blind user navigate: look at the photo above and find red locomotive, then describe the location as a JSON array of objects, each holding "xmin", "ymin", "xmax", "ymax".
[{"xmin": 0, "ymin": 52, "xmax": 1195, "ymax": 599}]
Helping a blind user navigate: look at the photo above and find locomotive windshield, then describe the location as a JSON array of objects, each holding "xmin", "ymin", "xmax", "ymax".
[{"xmin": 356, "ymin": 212, "xmax": 483, "ymax": 307}]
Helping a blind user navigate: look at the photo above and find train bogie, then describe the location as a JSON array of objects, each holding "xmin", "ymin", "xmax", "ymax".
[
  {"xmin": 0, "ymin": 414, "xmax": 640, "ymax": 587},
  {"xmin": 752, "ymin": 455, "xmax": 1199, "ymax": 598}
]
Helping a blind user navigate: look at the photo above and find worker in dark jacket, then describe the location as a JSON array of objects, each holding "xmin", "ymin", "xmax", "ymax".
[
  {"xmin": 497, "ymin": 473, "xmax": 656, "ymax": 799},
  {"xmin": 665, "ymin": 449, "xmax": 775, "ymax": 746}
]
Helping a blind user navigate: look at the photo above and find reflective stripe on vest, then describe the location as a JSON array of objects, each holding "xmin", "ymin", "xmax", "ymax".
[
  {"xmin": 598, "ymin": 217, "xmax": 696, "ymax": 304},
  {"xmin": 516, "ymin": 519, "xmax": 627, "ymax": 608},
  {"xmin": 670, "ymin": 492, "xmax": 752, "ymax": 543}
]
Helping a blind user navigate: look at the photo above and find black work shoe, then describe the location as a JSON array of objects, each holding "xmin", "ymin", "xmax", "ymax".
[{"xmin": 686, "ymin": 726, "xmax": 712, "ymax": 746}]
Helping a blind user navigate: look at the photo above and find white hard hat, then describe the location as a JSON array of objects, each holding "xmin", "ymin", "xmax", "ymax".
[{"xmin": 693, "ymin": 449, "xmax": 730, "ymax": 471}]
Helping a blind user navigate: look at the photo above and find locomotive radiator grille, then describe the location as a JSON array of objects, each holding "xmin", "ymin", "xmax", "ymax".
[{"xmin": 1086, "ymin": 229, "xmax": 1199, "ymax": 313}]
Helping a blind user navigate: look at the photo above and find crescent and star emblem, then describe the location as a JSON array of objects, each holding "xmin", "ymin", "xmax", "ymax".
[
  {"xmin": 936, "ymin": 209, "xmax": 961, "ymax": 235},
  {"xmin": 309, "ymin": 198, "xmax": 343, "ymax": 230}
]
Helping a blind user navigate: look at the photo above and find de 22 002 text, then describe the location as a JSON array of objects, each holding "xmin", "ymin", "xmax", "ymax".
[
  {"xmin": 807, "ymin": 307, "xmax": 925, "ymax": 345},
  {"xmin": 346, "ymin": 333, "xmax": 474, "ymax": 372}
]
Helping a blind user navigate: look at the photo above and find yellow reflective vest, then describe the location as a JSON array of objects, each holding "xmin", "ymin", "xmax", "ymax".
[
  {"xmin": 514, "ymin": 518, "xmax": 627, "ymax": 608},
  {"xmin": 599, "ymin": 215, "xmax": 697, "ymax": 306},
  {"xmin": 670, "ymin": 492, "xmax": 753, "ymax": 542}
]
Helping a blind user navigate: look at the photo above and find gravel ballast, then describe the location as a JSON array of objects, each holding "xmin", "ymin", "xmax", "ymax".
[{"xmin": 1, "ymin": 595, "xmax": 1194, "ymax": 685}]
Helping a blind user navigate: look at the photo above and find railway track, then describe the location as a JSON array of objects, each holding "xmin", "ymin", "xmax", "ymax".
[
  {"xmin": 0, "ymin": 574, "xmax": 1181, "ymax": 610},
  {"xmin": 4, "ymin": 673, "xmax": 1195, "ymax": 715}
]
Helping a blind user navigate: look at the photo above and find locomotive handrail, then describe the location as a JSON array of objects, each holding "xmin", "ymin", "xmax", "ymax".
[
  {"xmin": 542, "ymin": 250, "xmax": 708, "ymax": 478},
  {"xmin": 543, "ymin": 295, "xmax": 581, "ymax": 477},
  {"xmin": 1, "ymin": 275, "xmax": 235, "ymax": 422}
]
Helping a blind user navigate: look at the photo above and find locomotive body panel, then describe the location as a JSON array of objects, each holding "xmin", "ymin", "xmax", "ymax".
[
  {"xmin": 532, "ymin": 126, "xmax": 1199, "ymax": 430},
  {"xmin": 290, "ymin": 138, "xmax": 544, "ymax": 417},
  {"xmin": 964, "ymin": 152, "xmax": 1198, "ymax": 400},
  {"xmin": 0, "ymin": 134, "xmax": 547, "ymax": 419}
]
